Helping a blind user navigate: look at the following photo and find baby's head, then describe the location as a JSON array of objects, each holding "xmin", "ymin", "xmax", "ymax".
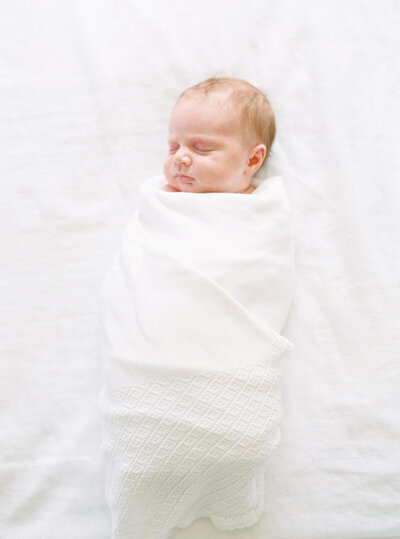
[{"xmin": 163, "ymin": 77, "xmax": 276, "ymax": 193}]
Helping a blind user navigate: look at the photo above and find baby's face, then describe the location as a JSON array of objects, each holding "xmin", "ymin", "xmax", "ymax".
[{"xmin": 163, "ymin": 93, "xmax": 254, "ymax": 193}]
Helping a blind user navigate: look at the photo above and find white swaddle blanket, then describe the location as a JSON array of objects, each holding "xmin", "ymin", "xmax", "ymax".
[{"xmin": 97, "ymin": 174, "xmax": 295, "ymax": 539}]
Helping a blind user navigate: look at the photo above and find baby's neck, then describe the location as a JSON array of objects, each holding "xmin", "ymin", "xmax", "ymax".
[
  {"xmin": 160, "ymin": 183, "xmax": 256, "ymax": 194},
  {"xmin": 240, "ymin": 184, "xmax": 256, "ymax": 194}
]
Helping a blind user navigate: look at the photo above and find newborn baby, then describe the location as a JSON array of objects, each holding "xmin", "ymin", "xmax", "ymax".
[
  {"xmin": 98, "ymin": 77, "xmax": 295, "ymax": 539},
  {"xmin": 161, "ymin": 77, "xmax": 276, "ymax": 194}
]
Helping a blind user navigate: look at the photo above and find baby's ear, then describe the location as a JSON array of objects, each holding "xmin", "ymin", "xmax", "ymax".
[
  {"xmin": 248, "ymin": 144, "xmax": 267, "ymax": 171},
  {"xmin": 248, "ymin": 155, "xmax": 259, "ymax": 166}
]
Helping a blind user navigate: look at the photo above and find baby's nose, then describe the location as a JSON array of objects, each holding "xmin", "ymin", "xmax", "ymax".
[{"xmin": 174, "ymin": 150, "xmax": 191, "ymax": 166}]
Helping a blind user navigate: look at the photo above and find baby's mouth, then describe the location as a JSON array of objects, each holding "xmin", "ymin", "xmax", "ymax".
[{"xmin": 176, "ymin": 174, "xmax": 195, "ymax": 183}]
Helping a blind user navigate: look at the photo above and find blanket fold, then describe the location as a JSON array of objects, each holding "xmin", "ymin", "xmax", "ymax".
[{"xmin": 97, "ymin": 174, "xmax": 295, "ymax": 539}]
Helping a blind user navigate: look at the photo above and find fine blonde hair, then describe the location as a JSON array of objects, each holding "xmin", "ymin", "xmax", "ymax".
[{"xmin": 178, "ymin": 77, "xmax": 276, "ymax": 163}]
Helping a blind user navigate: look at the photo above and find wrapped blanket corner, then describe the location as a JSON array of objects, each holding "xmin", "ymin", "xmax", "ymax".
[{"xmin": 97, "ymin": 174, "xmax": 295, "ymax": 539}]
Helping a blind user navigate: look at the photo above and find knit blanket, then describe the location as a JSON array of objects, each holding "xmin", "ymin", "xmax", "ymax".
[{"xmin": 97, "ymin": 174, "xmax": 295, "ymax": 539}]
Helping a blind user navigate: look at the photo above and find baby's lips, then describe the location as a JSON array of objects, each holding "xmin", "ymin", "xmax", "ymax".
[{"xmin": 177, "ymin": 174, "xmax": 195, "ymax": 183}]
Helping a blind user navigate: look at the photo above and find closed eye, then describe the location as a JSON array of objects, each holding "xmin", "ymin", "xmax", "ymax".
[{"xmin": 168, "ymin": 147, "xmax": 212, "ymax": 154}]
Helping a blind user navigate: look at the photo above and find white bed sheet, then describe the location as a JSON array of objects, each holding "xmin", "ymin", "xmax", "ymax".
[{"xmin": 1, "ymin": 1, "xmax": 399, "ymax": 538}]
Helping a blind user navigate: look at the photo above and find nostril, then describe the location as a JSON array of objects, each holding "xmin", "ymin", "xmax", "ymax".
[{"xmin": 175, "ymin": 153, "xmax": 190, "ymax": 165}]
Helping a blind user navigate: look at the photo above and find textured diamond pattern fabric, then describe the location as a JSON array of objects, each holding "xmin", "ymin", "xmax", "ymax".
[{"xmin": 99, "ymin": 363, "xmax": 281, "ymax": 538}]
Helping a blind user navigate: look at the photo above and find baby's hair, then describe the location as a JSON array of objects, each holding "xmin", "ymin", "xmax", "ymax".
[{"xmin": 178, "ymin": 77, "xmax": 276, "ymax": 162}]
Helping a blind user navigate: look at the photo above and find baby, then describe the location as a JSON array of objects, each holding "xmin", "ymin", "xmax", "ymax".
[
  {"xmin": 98, "ymin": 77, "xmax": 294, "ymax": 539},
  {"xmin": 161, "ymin": 77, "xmax": 276, "ymax": 194}
]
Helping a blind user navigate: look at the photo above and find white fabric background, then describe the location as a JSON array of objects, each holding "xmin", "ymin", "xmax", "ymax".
[{"xmin": 1, "ymin": 1, "xmax": 399, "ymax": 538}]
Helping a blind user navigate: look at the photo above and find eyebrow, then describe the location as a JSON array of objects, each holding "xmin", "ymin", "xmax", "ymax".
[{"xmin": 168, "ymin": 135, "xmax": 221, "ymax": 144}]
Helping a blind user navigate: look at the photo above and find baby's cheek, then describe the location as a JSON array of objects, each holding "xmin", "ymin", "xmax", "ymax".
[{"xmin": 209, "ymin": 162, "xmax": 226, "ymax": 179}]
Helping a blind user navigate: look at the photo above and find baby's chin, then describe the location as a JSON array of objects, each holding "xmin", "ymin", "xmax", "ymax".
[
  {"xmin": 175, "ymin": 176, "xmax": 197, "ymax": 189},
  {"xmin": 160, "ymin": 183, "xmax": 180, "ymax": 192}
]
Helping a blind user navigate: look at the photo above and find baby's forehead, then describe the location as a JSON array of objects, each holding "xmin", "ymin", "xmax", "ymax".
[
  {"xmin": 174, "ymin": 90, "xmax": 246, "ymax": 129},
  {"xmin": 170, "ymin": 98, "xmax": 241, "ymax": 140},
  {"xmin": 172, "ymin": 90, "xmax": 251, "ymax": 144}
]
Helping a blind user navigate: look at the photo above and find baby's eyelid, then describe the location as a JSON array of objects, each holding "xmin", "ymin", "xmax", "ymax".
[{"xmin": 167, "ymin": 144, "xmax": 212, "ymax": 153}]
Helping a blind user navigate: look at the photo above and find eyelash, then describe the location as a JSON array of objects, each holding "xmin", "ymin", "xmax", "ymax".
[{"xmin": 168, "ymin": 147, "xmax": 211, "ymax": 154}]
